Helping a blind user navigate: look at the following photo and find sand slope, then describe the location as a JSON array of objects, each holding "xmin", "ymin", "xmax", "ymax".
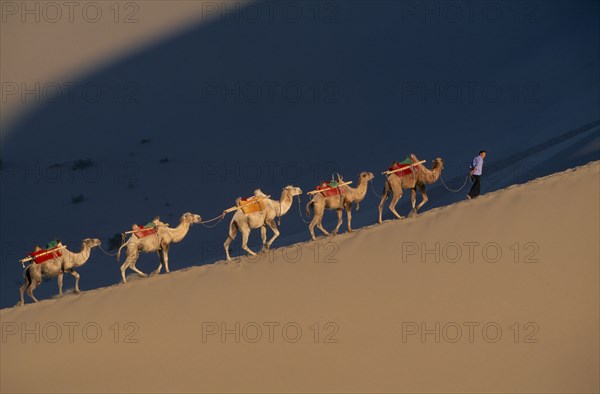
[{"xmin": 1, "ymin": 162, "xmax": 598, "ymax": 393}]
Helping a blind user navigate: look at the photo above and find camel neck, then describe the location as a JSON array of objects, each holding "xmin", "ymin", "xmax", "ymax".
[
  {"xmin": 65, "ymin": 244, "xmax": 91, "ymax": 268},
  {"xmin": 275, "ymin": 191, "xmax": 293, "ymax": 217},
  {"xmin": 355, "ymin": 178, "xmax": 369, "ymax": 197},
  {"xmin": 430, "ymin": 163, "xmax": 442, "ymax": 178},
  {"xmin": 167, "ymin": 221, "xmax": 191, "ymax": 242},
  {"xmin": 416, "ymin": 161, "xmax": 442, "ymax": 182}
]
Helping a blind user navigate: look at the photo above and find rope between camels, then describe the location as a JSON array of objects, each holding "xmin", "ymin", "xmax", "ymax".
[
  {"xmin": 199, "ymin": 213, "xmax": 226, "ymax": 229},
  {"xmin": 296, "ymin": 195, "xmax": 312, "ymax": 224},
  {"xmin": 370, "ymin": 179, "xmax": 382, "ymax": 198},
  {"xmin": 440, "ymin": 174, "xmax": 473, "ymax": 193},
  {"xmin": 98, "ymin": 245, "xmax": 119, "ymax": 257}
]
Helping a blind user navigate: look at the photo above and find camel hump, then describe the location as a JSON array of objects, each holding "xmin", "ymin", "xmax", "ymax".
[{"xmin": 254, "ymin": 189, "xmax": 267, "ymax": 197}]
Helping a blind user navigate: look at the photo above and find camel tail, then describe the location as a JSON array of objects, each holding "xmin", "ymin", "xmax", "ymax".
[
  {"xmin": 227, "ymin": 218, "xmax": 238, "ymax": 240},
  {"xmin": 116, "ymin": 238, "xmax": 129, "ymax": 262},
  {"xmin": 23, "ymin": 265, "xmax": 32, "ymax": 283},
  {"xmin": 381, "ymin": 179, "xmax": 390, "ymax": 200},
  {"xmin": 306, "ymin": 200, "xmax": 314, "ymax": 216}
]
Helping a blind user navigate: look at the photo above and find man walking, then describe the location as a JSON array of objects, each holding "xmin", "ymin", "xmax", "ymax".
[{"xmin": 467, "ymin": 150, "xmax": 486, "ymax": 200}]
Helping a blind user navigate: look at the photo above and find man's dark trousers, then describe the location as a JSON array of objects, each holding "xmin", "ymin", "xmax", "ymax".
[{"xmin": 468, "ymin": 175, "xmax": 481, "ymax": 198}]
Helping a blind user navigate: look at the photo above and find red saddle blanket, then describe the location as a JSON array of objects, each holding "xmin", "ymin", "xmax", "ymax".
[
  {"xmin": 134, "ymin": 226, "xmax": 157, "ymax": 239},
  {"xmin": 389, "ymin": 162, "xmax": 416, "ymax": 177},
  {"xmin": 29, "ymin": 246, "xmax": 63, "ymax": 264},
  {"xmin": 316, "ymin": 183, "xmax": 343, "ymax": 197},
  {"xmin": 239, "ymin": 197, "xmax": 267, "ymax": 214}
]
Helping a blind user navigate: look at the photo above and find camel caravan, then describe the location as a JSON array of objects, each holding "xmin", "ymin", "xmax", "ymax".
[{"xmin": 16, "ymin": 154, "xmax": 445, "ymax": 305}]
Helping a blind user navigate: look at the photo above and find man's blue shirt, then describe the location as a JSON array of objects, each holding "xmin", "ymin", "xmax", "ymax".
[{"xmin": 471, "ymin": 156, "xmax": 484, "ymax": 175}]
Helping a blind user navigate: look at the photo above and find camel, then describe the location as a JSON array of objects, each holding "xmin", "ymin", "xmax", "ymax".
[
  {"xmin": 378, "ymin": 153, "xmax": 444, "ymax": 223},
  {"xmin": 224, "ymin": 185, "xmax": 303, "ymax": 260},
  {"xmin": 306, "ymin": 172, "xmax": 375, "ymax": 241},
  {"xmin": 18, "ymin": 238, "xmax": 102, "ymax": 305},
  {"xmin": 117, "ymin": 212, "xmax": 202, "ymax": 283}
]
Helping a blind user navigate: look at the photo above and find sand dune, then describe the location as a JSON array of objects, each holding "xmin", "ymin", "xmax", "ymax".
[
  {"xmin": 0, "ymin": 0, "xmax": 244, "ymax": 133},
  {"xmin": 1, "ymin": 161, "xmax": 598, "ymax": 393}
]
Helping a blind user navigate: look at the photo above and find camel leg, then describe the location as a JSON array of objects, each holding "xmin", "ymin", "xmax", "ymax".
[
  {"xmin": 120, "ymin": 251, "xmax": 132, "ymax": 284},
  {"xmin": 152, "ymin": 248, "xmax": 168, "ymax": 276},
  {"xmin": 129, "ymin": 264, "xmax": 148, "ymax": 278},
  {"xmin": 18, "ymin": 282, "xmax": 27, "ymax": 306},
  {"xmin": 120, "ymin": 248, "xmax": 146, "ymax": 284},
  {"xmin": 18, "ymin": 269, "xmax": 31, "ymax": 306},
  {"xmin": 260, "ymin": 225, "xmax": 268, "ymax": 251},
  {"xmin": 151, "ymin": 252, "xmax": 163, "ymax": 276},
  {"xmin": 69, "ymin": 271, "xmax": 81, "ymax": 293},
  {"xmin": 332, "ymin": 209, "xmax": 343, "ymax": 235},
  {"xmin": 127, "ymin": 246, "xmax": 148, "ymax": 277},
  {"xmin": 150, "ymin": 250, "xmax": 163, "ymax": 277},
  {"xmin": 309, "ymin": 205, "xmax": 330, "ymax": 240},
  {"xmin": 308, "ymin": 224, "xmax": 316, "ymax": 241},
  {"xmin": 346, "ymin": 203, "xmax": 353, "ymax": 232},
  {"xmin": 120, "ymin": 260, "xmax": 129, "ymax": 284},
  {"xmin": 378, "ymin": 183, "xmax": 390, "ymax": 223},
  {"xmin": 308, "ymin": 205, "xmax": 322, "ymax": 241},
  {"xmin": 315, "ymin": 205, "xmax": 332, "ymax": 237},
  {"xmin": 130, "ymin": 260, "xmax": 148, "ymax": 277},
  {"xmin": 415, "ymin": 184, "xmax": 428, "ymax": 211},
  {"xmin": 265, "ymin": 219, "xmax": 280, "ymax": 249},
  {"xmin": 408, "ymin": 187, "xmax": 421, "ymax": 218},
  {"xmin": 224, "ymin": 221, "xmax": 238, "ymax": 261},
  {"xmin": 389, "ymin": 190, "xmax": 404, "ymax": 220},
  {"xmin": 240, "ymin": 228, "xmax": 257, "ymax": 256},
  {"xmin": 316, "ymin": 220, "xmax": 331, "ymax": 237},
  {"xmin": 26, "ymin": 279, "xmax": 40, "ymax": 303},
  {"xmin": 308, "ymin": 216, "xmax": 322, "ymax": 241},
  {"xmin": 57, "ymin": 272, "xmax": 64, "ymax": 296},
  {"xmin": 162, "ymin": 246, "xmax": 171, "ymax": 273}
]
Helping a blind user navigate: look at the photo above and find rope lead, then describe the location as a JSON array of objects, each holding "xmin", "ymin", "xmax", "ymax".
[
  {"xmin": 296, "ymin": 195, "xmax": 312, "ymax": 224},
  {"xmin": 199, "ymin": 213, "xmax": 226, "ymax": 229},
  {"xmin": 439, "ymin": 174, "xmax": 473, "ymax": 193}
]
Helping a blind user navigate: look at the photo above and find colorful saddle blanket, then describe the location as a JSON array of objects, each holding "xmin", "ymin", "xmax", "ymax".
[
  {"xmin": 316, "ymin": 181, "xmax": 344, "ymax": 197},
  {"xmin": 29, "ymin": 246, "xmax": 63, "ymax": 264},
  {"xmin": 239, "ymin": 197, "xmax": 267, "ymax": 214},
  {"xmin": 389, "ymin": 157, "xmax": 417, "ymax": 177},
  {"xmin": 134, "ymin": 225, "xmax": 157, "ymax": 239}
]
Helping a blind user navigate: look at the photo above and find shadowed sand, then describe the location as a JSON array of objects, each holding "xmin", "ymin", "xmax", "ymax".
[{"xmin": 1, "ymin": 162, "xmax": 598, "ymax": 393}]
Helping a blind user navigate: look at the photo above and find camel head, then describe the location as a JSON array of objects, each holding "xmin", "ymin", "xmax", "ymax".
[
  {"xmin": 82, "ymin": 238, "xmax": 102, "ymax": 248},
  {"xmin": 282, "ymin": 185, "xmax": 303, "ymax": 197},
  {"xmin": 180, "ymin": 212, "xmax": 202, "ymax": 224},
  {"xmin": 432, "ymin": 157, "xmax": 444, "ymax": 170},
  {"xmin": 359, "ymin": 171, "xmax": 375, "ymax": 182}
]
